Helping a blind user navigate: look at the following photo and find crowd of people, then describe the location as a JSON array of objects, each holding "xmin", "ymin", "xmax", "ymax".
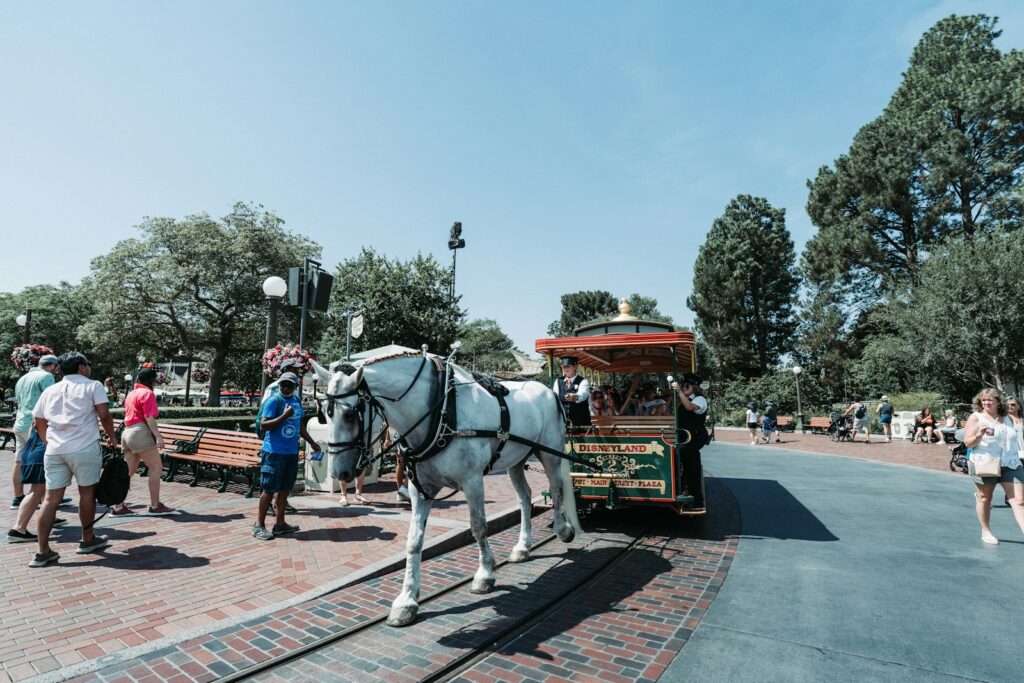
[{"xmin": 4, "ymin": 352, "xmax": 414, "ymax": 563}]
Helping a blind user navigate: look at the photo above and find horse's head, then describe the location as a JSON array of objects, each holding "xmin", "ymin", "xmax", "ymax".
[{"xmin": 322, "ymin": 364, "xmax": 374, "ymax": 482}]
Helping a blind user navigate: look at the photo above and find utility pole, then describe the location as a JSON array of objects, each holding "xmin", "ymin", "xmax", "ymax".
[{"xmin": 448, "ymin": 221, "xmax": 465, "ymax": 302}]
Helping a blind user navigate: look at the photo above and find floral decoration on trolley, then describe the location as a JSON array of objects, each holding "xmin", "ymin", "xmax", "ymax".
[
  {"xmin": 262, "ymin": 344, "xmax": 316, "ymax": 377},
  {"xmin": 190, "ymin": 366, "xmax": 211, "ymax": 383},
  {"xmin": 10, "ymin": 343, "xmax": 56, "ymax": 373}
]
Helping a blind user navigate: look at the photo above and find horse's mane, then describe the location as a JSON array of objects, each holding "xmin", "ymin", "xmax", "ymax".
[{"xmin": 358, "ymin": 350, "xmax": 431, "ymax": 367}]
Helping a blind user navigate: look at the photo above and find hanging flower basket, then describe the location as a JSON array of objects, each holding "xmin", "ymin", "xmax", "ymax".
[
  {"xmin": 10, "ymin": 344, "xmax": 56, "ymax": 373},
  {"xmin": 190, "ymin": 367, "xmax": 211, "ymax": 383},
  {"xmin": 154, "ymin": 371, "xmax": 168, "ymax": 386},
  {"xmin": 261, "ymin": 344, "xmax": 316, "ymax": 377}
]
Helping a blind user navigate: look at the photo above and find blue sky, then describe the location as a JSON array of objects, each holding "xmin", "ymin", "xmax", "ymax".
[{"xmin": 2, "ymin": 1, "xmax": 1022, "ymax": 357}]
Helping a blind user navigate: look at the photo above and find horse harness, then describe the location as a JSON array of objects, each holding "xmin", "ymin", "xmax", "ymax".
[{"xmin": 323, "ymin": 353, "xmax": 600, "ymax": 500}]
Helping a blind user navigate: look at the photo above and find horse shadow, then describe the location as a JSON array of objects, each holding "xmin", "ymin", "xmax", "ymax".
[
  {"xmin": 290, "ymin": 525, "xmax": 398, "ymax": 543},
  {"xmin": 431, "ymin": 544, "xmax": 673, "ymax": 658},
  {"xmin": 55, "ymin": 544, "xmax": 210, "ymax": 570},
  {"xmin": 51, "ymin": 526, "xmax": 158, "ymax": 542}
]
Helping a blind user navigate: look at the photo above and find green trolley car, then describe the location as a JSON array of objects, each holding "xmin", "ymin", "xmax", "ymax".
[{"xmin": 535, "ymin": 300, "xmax": 705, "ymax": 515}]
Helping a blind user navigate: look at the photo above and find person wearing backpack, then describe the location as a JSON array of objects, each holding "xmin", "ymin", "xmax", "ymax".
[
  {"xmin": 29, "ymin": 352, "xmax": 120, "ymax": 567},
  {"xmin": 252, "ymin": 372, "xmax": 321, "ymax": 541},
  {"xmin": 844, "ymin": 398, "xmax": 871, "ymax": 443}
]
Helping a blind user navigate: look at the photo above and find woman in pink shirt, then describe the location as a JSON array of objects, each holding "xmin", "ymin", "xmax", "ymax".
[{"xmin": 113, "ymin": 368, "xmax": 175, "ymax": 515}]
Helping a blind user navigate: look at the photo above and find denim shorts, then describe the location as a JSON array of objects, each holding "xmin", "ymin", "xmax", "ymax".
[
  {"xmin": 879, "ymin": 415, "xmax": 892, "ymax": 425},
  {"xmin": 981, "ymin": 466, "xmax": 1024, "ymax": 486},
  {"xmin": 260, "ymin": 452, "xmax": 298, "ymax": 494}
]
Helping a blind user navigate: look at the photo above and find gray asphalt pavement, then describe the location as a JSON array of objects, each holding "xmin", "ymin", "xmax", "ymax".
[{"xmin": 664, "ymin": 444, "xmax": 1021, "ymax": 682}]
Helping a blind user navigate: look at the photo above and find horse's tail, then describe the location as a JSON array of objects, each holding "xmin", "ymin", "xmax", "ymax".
[{"xmin": 559, "ymin": 451, "xmax": 582, "ymax": 536}]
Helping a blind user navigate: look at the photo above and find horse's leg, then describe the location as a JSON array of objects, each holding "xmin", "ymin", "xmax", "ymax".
[
  {"xmin": 463, "ymin": 475, "xmax": 497, "ymax": 593},
  {"xmin": 506, "ymin": 459, "xmax": 532, "ymax": 563},
  {"xmin": 536, "ymin": 454, "xmax": 577, "ymax": 544},
  {"xmin": 387, "ymin": 487, "xmax": 433, "ymax": 627}
]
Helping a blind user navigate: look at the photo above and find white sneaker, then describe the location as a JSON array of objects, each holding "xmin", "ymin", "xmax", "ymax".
[{"xmin": 885, "ymin": 438, "xmax": 891, "ymax": 443}]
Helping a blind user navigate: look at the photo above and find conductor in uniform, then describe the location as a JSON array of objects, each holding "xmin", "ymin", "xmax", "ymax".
[{"xmin": 553, "ymin": 356, "xmax": 591, "ymax": 430}]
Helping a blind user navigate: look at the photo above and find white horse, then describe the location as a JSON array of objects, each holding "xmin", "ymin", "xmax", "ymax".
[{"xmin": 314, "ymin": 349, "xmax": 581, "ymax": 627}]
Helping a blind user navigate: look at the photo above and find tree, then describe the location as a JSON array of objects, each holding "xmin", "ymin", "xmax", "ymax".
[
  {"xmin": 320, "ymin": 248, "xmax": 463, "ymax": 361},
  {"xmin": 803, "ymin": 14, "xmax": 1024, "ymax": 297},
  {"xmin": 457, "ymin": 319, "xmax": 516, "ymax": 373},
  {"xmin": 890, "ymin": 234, "xmax": 1024, "ymax": 393},
  {"xmin": 0, "ymin": 283, "xmax": 135, "ymax": 394},
  {"xmin": 546, "ymin": 291, "xmax": 673, "ymax": 337},
  {"xmin": 688, "ymin": 195, "xmax": 800, "ymax": 378},
  {"xmin": 82, "ymin": 202, "xmax": 320, "ymax": 406}
]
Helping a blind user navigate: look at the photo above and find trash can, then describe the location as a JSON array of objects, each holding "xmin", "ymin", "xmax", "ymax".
[{"xmin": 304, "ymin": 419, "xmax": 379, "ymax": 492}]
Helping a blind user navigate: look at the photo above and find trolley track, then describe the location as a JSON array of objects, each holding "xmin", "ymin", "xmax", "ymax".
[{"xmin": 224, "ymin": 518, "xmax": 654, "ymax": 683}]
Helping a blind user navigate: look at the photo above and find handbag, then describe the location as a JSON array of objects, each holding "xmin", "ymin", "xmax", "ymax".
[{"xmin": 969, "ymin": 456, "xmax": 1001, "ymax": 478}]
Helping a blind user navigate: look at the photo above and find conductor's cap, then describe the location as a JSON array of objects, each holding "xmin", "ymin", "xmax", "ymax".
[{"xmin": 559, "ymin": 356, "xmax": 579, "ymax": 367}]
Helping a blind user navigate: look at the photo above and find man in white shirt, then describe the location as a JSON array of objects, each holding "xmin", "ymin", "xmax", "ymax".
[
  {"xmin": 30, "ymin": 352, "xmax": 120, "ymax": 568},
  {"xmin": 552, "ymin": 356, "xmax": 590, "ymax": 429}
]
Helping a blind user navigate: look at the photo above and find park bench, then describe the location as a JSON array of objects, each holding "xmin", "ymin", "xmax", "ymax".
[
  {"xmin": 0, "ymin": 417, "xmax": 15, "ymax": 450},
  {"xmin": 807, "ymin": 416, "xmax": 832, "ymax": 434},
  {"xmin": 162, "ymin": 427, "xmax": 268, "ymax": 497},
  {"xmin": 775, "ymin": 416, "xmax": 793, "ymax": 431}
]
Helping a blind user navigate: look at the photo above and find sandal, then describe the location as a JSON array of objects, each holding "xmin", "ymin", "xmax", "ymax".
[
  {"xmin": 354, "ymin": 494, "xmax": 370, "ymax": 505},
  {"xmin": 338, "ymin": 494, "xmax": 349, "ymax": 507}
]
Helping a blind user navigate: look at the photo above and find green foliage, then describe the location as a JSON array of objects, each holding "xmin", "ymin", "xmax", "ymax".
[
  {"xmin": 715, "ymin": 368, "xmax": 832, "ymax": 423},
  {"xmin": 108, "ymin": 406, "xmax": 258, "ymax": 420},
  {"xmin": 891, "ymin": 234, "xmax": 1024, "ymax": 394},
  {"xmin": 688, "ymin": 195, "xmax": 800, "ymax": 378},
  {"xmin": 321, "ymin": 248, "xmax": 463, "ymax": 362},
  {"xmin": 546, "ymin": 291, "xmax": 673, "ymax": 337},
  {"xmin": 81, "ymin": 202, "xmax": 320, "ymax": 406},
  {"xmin": 803, "ymin": 14, "xmax": 1024, "ymax": 299},
  {"xmin": 458, "ymin": 319, "xmax": 516, "ymax": 373}
]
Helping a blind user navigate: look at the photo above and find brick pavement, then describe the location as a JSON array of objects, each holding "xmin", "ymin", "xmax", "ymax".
[
  {"xmin": 713, "ymin": 426, "xmax": 960, "ymax": 475},
  {"xmin": 0, "ymin": 448, "xmax": 547, "ymax": 683},
  {"xmin": 70, "ymin": 476, "xmax": 739, "ymax": 683}
]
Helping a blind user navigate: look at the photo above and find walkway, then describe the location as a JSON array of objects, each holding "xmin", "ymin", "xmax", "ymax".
[{"xmin": 667, "ymin": 439, "xmax": 1018, "ymax": 681}]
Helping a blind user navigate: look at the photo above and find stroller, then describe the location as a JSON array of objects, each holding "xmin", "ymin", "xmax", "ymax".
[
  {"xmin": 827, "ymin": 411, "xmax": 853, "ymax": 442},
  {"xmin": 948, "ymin": 428, "xmax": 968, "ymax": 474}
]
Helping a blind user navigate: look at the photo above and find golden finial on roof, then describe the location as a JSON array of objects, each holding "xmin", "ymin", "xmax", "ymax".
[{"xmin": 613, "ymin": 297, "xmax": 637, "ymax": 321}]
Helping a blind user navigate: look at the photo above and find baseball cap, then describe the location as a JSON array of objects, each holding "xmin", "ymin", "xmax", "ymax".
[
  {"xmin": 38, "ymin": 354, "xmax": 59, "ymax": 367},
  {"xmin": 278, "ymin": 372, "xmax": 300, "ymax": 386}
]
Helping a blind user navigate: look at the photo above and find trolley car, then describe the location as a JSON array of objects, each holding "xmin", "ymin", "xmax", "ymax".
[{"xmin": 535, "ymin": 299, "xmax": 705, "ymax": 515}]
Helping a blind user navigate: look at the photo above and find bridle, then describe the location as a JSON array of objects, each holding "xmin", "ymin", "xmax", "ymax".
[{"xmin": 322, "ymin": 353, "xmax": 436, "ymax": 473}]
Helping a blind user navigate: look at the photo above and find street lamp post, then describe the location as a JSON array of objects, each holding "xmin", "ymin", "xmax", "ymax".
[
  {"xmin": 448, "ymin": 221, "xmax": 465, "ymax": 302},
  {"xmin": 180, "ymin": 349, "xmax": 193, "ymax": 407},
  {"xmin": 15, "ymin": 309, "xmax": 31, "ymax": 344},
  {"xmin": 260, "ymin": 276, "xmax": 288, "ymax": 399},
  {"xmin": 792, "ymin": 365, "xmax": 803, "ymax": 432},
  {"xmin": 124, "ymin": 373, "xmax": 133, "ymax": 396}
]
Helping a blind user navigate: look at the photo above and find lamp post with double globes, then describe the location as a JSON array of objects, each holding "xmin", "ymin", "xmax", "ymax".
[
  {"xmin": 124, "ymin": 373, "xmax": 133, "ymax": 397},
  {"xmin": 260, "ymin": 276, "xmax": 288, "ymax": 399},
  {"xmin": 792, "ymin": 365, "xmax": 803, "ymax": 432}
]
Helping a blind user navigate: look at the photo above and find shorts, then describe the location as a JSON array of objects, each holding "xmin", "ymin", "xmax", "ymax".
[
  {"xmin": 746, "ymin": 422, "xmax": 758, "ymax": 429},
  {"xmin": 44, "ymin": 442, "xmax": 103, "ymax": 489},
  {"xmin": 123, "ymin": 423, "xmax": 158, "ymax": 454},
  {"xmin": 879, "ymin": 415, "xmax": 892, "ymax": 425},
  {"xmin": 980, "ymin": 466, "xmax": 1024, "ymax": 486},
  {"xmin": 260, "ymin": 451, "xmax": 298, "ymax": 494},
  {"xmin": 13, "ymin": 430, "xmax": 29, "ymax": 463},
  {"xmin": 853, "ymin": 418, "xmax": 868, "ymax": 430}
]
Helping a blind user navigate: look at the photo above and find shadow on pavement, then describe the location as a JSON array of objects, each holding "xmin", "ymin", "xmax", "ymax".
[
  {"xmin": 433, "ymin": 545, "xmax": 672, "ymax": 659},
  {"xmin": 718, "ymin": 477, "xmax": 838, "ymax": 542},
  {"xmin": 57, "ymin": 544, "xmax": 211, "ymax": 570},
  {"xmin": 162, "ymin": 512, "xmax": 246, "ymax": 524},
  {"xmin": 290, "ymin": 525, "xmax": 398, "ymax": 543}
]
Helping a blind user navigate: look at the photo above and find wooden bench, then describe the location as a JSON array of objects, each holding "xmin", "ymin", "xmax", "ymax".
[
  {"xmin": 0, "ymin": 426, "xmax": 15, "ymax": 451},
  {"xmin": 807, "ymin": 416, "xmax": 832, "ymax": 434},
  {"xmin": 776, "ymin": 416, "xmax": 793, "ymax": 431},
  {"xmin": 163, "ymin": 427, "xmax": 268, "ymax": 497}
]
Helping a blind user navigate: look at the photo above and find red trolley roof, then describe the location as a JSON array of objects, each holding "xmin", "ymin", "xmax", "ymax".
[{"xmin": 535, "ymin": 330, "xmax": 696, "ymax": 375}]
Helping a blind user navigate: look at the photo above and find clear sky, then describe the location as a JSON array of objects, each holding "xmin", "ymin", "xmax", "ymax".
[{"xmin": 2, "ymin": 1, "xmax": 1022, "ymax": 356}]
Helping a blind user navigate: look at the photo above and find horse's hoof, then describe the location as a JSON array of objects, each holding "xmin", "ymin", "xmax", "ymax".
[
  {"xmin": 556, "ymin": 526, "xmax": 575, "ymax": 543},
  {"xmin": 470, "ymin": 578, "xmax": 495, "ymax": 594},
  {"xmin": 508, "ymin": 548, "xmax": 530, "ymax": 563},
  {"xmin": 386, "ymin": 606, "xmax": 418, "ymax": 627}
]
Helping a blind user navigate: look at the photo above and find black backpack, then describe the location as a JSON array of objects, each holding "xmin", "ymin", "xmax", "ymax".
[
  {"xmin": 96, "ymin": 453, "xmax": 130, "ymax": 507},
  {"xmin": 855, "ymin": 404, "xmax": 866, "ymax": 419}
]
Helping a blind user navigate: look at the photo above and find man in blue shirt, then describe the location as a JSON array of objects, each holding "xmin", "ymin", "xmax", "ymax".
[{"xmin": 252, "ymin": 372, "xmax": 320, "ymax": 540}]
